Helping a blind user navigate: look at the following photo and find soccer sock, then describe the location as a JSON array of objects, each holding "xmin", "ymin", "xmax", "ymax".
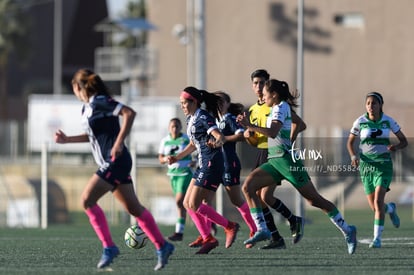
[
  {"xmin": 251, "ymin": 207, "xmax": 269, "ymax": 232},
  {"xmin": 136, "ymin": 209, "xmax": 165, "ymax": 250},
  {"xmin": 263, "ymin": 207, "xmax": 281, "ymax": 240},
  {"xmin": 176, "ymin": 217, "xmax": 185, "ymax": 233},
  {"xmin": 327, "ymin": 208, "xmax": 351, "ymax": 236},
  {"xmin": 196, "ymin": 203, "xmax": 229, "ymax": 228},
  {"xmin": 373, "ymin": 219, "xmax": 384, "ymax": 240},
  {"xmin": 237, "ymin": 202, "xmax": 257, "ymax": 233},
  {"xmin": 85, "ymin": 204, "xmax": 114, "ymax": 248},
  {"xmin": 271, "ymin": 199, "xmax": 295, "ymax": 224},
  {"xmin": 187, "ymin": 209, "xmax": 211, "ymax": 239}
]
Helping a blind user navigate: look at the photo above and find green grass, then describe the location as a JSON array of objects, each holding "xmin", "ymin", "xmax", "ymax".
[{"xmin": 0, "ymin": 208, "xmax": 414, "ymax": 275}]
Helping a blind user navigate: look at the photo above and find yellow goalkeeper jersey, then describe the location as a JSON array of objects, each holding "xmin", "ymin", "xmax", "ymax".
[{"xmin": 248, "ymin": 101, "xmax": 271, "ymax": 149}]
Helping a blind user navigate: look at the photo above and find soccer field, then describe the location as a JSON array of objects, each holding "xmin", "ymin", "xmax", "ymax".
[{"xmin": 0, "ymin": 208, "xmax": 413, "ymax": 275}]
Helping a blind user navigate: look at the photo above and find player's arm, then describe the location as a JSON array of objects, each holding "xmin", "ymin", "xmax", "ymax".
[
  {"xmin": 347, "ymin": 133, "xmax": 359, "ymax": 167},
  {"xmin": 388, "ymin": 130, "xmax": 408, "ymax": 151},
  {"xmin": 54, "ymin": 129, "xmax": 89, "ymax": 143},
  {"xmin": 112, "ymin": 105, "xmax": 136, "ymax": 160},
  {"xmin": 207, "ymin": 128, "xmax": 225, "ymax": 148},
  {"xmin": 158, "ymin": 154, "xmax": 168, "ymax": 165},
  {"xmin": 169, "ymin": 141, "xmax": 196, "ymax": 163},
  {"xmin": 224, "ymin": 132, "xmax": 244, "ymax": 143},
  {"xmin": 238, "ymin": 112, "xmax": 281, "ymax": 138},
  {"xmin": 291, "ymin": 111, "xmax": 306, "ymax": 142}
]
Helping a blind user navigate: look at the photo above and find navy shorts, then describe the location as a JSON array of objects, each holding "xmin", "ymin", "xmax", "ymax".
[
  {"xmin": 96, "ymin": 152, "xmax": 133, "ymax": 190},
  {"xmin": 193, "ymin": 163, "xmax": 224, "ymax": 192},
  {"xmin": 222, "ymin": 161, "xmax": 241, "ymax": 186}
]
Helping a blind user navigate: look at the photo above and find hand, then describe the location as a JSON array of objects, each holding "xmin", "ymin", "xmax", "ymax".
[
  {"xmin": 387, "ymin": 145, "xmax": 397, "ymax": 152},
  {"xmin": 111, "ymin": 143, "xmax": 124, "ymax": 161},
  {"xmin": 350, "ymin": 155, "xmax": 359, "ymax": 167},
  {"xmin": 243, "ymin": 130, "xmax": 254, "ymax": 138},
  {"xmin": 237, "ymin": 112, "xmax": 250, "ymax": 128},
  {"xmin": 55, "ymin": 129, "xmax": 67, "ymax": 144},
  {"xmin": 167, "ymin": 155, "xmax": 178, "ymax": 164}
]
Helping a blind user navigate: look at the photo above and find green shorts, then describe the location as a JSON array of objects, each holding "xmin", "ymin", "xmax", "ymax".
[
  {"xmin": 170, "ymin": 173, "xmax": 192, "ymax": 195},
  {"xmin": 359, "ymin": 160, "xmax": 393, "ymax": 195},
  {"xmin": 260, "ymin": 154, "xmax": 310, "ymax": 189}
]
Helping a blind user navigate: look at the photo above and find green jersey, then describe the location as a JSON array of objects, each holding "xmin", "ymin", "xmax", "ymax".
[
  {"xmin": 158, "ymin": 133, "xmax": 192, "ymax": 176},
  {"xmin": 350, "ymin": 113, "xmax": 401, "ymax": 162},
  {"xmin": 267, "ymin": 101, "xmax": 292, "ymax": 158}
]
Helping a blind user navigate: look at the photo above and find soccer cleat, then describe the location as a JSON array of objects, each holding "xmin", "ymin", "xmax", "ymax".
[
  {"xmin": 224, "ymin": 221, "xmax": 240, "ymax": 248},
  {"xmin": 154, "ymin": 241, "xmax": 175, "ymax": 271},
  {"xmin": 389, "ymin": 202, "xmax": 400, "ymax": 228},
  {"xmin": 345, "ymin": 225, "xmax": 357, "ymax": 255},
  {"xmin": 195, "ymin": 235, "xmax": 219, "ymax": 254},
  {"xmin": 188, "ymin": 235, "xmax": 204, "ymax": 248},
  {"xmin": 245, "ymin": 232, "xmax": 255, "ymax": 249},
  {"xmin": 97, "ymin": 245, "xmax": 119, "ymax": 269},
  {"xmin": 290, "ymin": 216, "xmax": 305, "ymax": 244},
  {"xmin": 259, "ymin": 238, "xmax": 286, "ymax": 250},
  {"xmin": 369, "ymin": 238, "xmax": 381, "ymax": 248},
  {"xmin": 168, "ymin": 232, "xmax": 183, "ymax": 241},
  {"xmin": 243, "ymin": 229, "xmax": 271, "ymax": 245}
]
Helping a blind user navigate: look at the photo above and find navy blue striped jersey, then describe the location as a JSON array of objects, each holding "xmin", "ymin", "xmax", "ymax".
[
  {"xmin": 186, "ymin": 108, "xmax": 223, "ymax": 169},
  {"xmin": 81, "ymin": 95, "xmax": 128, "ymax": 169},
  {"xmin": 217, "ymin": 113, "xmax": 244, "ymax": 168}
]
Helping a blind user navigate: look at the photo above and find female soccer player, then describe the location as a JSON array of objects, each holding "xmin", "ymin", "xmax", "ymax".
[
  {"xmin": 238, "ymin": 79, "xmax": 358, "ymax": 255},
  {"xmin": 347, "ymin": 92, "xmax": 407, "ymax": 248},
  {"xmin": 158, "ymin": 118, "xmax": 193, "ymax": 241},
  {"xmin": 245, "ymin": 69, "xmax": 304, "ymax": 249},
  {"xmin": 168, "ymin": 86, "xmax": 240, "ymax": 254},
  {"xmin": 214, "ymin": 91, "xmax": 257, "ymax": 244},
  {"xmin": 55, "ymin": 68, "xmax": 174, "ymax": 271}
]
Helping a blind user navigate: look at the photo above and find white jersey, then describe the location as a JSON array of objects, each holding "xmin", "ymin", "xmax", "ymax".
[
  {"xmin": 267, "ymin": 101, "xmax": 292, "ymax": 158},
  {"xmin": 350, "ymin": 113, "xmax": 401, "ymax": 162}
]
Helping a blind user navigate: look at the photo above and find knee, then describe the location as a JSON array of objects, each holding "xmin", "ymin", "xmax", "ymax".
[
  {"xmin": 183, "ymin": 200, "xmax": 192, "ymax": 211},
  {"xmin": 81, "ymin": 195, "xmax": 93, "ymax": 210},
  {"xmin": 260, "ymin": 191, "xmax": 274, "ymax": 206},
  {"xmin": 242, "ymin": 179, "xmax": 256, "ymax": 198},
  {"xmin": 176, "ymin": 199, "xmax": 185, "ymax": 209}
]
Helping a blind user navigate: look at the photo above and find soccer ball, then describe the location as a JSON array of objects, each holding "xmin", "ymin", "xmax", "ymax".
[{"xmin": 124, "ymin": 225, "xmax": 149, "ymax": 249}]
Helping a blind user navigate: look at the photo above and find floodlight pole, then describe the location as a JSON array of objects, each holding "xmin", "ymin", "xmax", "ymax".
[
  {"xmin": 53, "ymin": 0, "xmax": 62, "ymax": 95},
  {"xmin": 194, "ymin": 0, "xmax": 206, "ymax": 89},
  {"xmin": 296, "ymin": 0, "xmax": 305, "ymax": 218},
  {"xmin": 41, "ymin": 143, "xmax": 48, "ymax": 229}
]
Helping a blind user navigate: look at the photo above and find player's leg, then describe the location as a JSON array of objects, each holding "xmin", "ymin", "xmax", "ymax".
[
  {"xmin": 81, "ymin": 174, "xmax": 120, "ymax": 268},
  {"xmin": 225, "ymin": 185, "xmax": 257, "ymax": 235},
  {"xmin": 261, "ymin": 184, "xmax": 304, "ymax": 244},
  {"xmin": 258, "ymin": 187, "xmax": 286, "ymax": 249},
  {"xmin": 188, "ymin": 185, "xmax": 240, "ymax": 249},
  {"xmin": 296, "ymin": 180, "xmax": 357, "ymax": 254},
  {"xmin": 242, "ymin": 166, "xmax": 277, "ymax": 245},
  {"xmin": 168, "ymin": 174, "xmax": 191, "ymax": 241},
  {"xmin": 114, "ymin": 183, "xmax": 174, "ymax": 270},
  {"xmin": 183, "ymin": 179, "xmax": 218, "ymax": 253}
]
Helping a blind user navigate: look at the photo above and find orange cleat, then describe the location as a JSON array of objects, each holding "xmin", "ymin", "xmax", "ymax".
[{"xmin": 224, "ymin": 221, "xmax": 240, "ymax": 248}]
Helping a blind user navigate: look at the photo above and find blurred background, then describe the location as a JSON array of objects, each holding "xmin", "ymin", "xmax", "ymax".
[{"xmin": 0, "ymin": 0, "xmax": 413, "ymax": 228}]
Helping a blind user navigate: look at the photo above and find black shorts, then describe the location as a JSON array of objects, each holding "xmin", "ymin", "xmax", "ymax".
[{"xmin": 96, "ymin": 152, "xmax": 133, "ymax": 190}]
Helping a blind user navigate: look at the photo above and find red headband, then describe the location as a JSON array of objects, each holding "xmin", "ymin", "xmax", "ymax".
[{"xmin": 181, "ymin": 91, "xmax": 198, "ymax": 102}]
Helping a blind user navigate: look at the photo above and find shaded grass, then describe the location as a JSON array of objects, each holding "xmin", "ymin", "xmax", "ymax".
[{"xmin": 0, "ymin": 208, "xmax": 413, "ymax": 274}]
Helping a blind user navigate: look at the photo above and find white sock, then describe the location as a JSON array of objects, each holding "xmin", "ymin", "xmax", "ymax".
[
  {"xmin": 330, "ymin": 212, "xmax": 351, "ymax": 235},
  {"xmin": 251, "ymin": 211, "xmax": 267, "ymax": 232}
]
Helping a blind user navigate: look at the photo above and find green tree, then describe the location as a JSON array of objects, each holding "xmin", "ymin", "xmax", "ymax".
[{"xmin": 0, "ymin": 0, "xmax": 31, "ymax": 120}]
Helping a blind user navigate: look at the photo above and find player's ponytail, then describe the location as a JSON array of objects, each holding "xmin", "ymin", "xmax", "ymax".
[
  {"xmin": 265, "ymin": 79, "xmax": 299, "ymax": 109},
  {"xmin": 200, "ymin": 90, "xmax": 222, "ymax": 119},
  {"xmin": 73, "ymin": 69, "xmax": 110, "ymax": 98}
]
